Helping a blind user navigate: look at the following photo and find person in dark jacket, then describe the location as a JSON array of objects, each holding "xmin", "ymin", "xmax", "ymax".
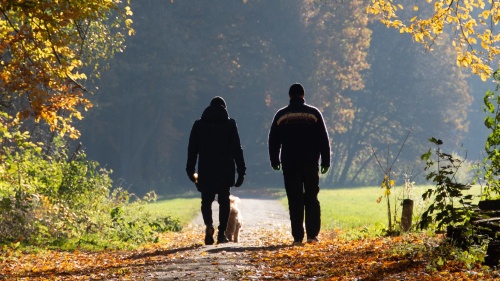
[
  {"xmin": 268, "ymin": 83, "xmax": 331, "ymax": 245},
  {"xmin": 186, "ymin": 96, "xmax": 246, "ymax": 245}
]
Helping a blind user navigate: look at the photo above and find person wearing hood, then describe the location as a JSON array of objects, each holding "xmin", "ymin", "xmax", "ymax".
[
  {"xmin": 186, "ymin": 96, "xmax": 246, "ymax": 245},
  {"xmin": 268, "ymin": 83, "xmax": 331, "ymax": 245}
]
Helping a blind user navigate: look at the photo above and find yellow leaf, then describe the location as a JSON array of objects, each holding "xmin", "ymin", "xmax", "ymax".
[
  {"xmin": 481, "ymin": 10, "xmax": 490, "ymax": 19},
  {"xmin": 415, "ymin": 33, "xmax": 424, "ymax": 42},
  {"xmin": 480, "ymin": 72, "xmax": 489, "ymax": 81},
  {"xmin": 414, "ymin": 6, "xmax": 418, "ymax": 11},
  {"xmin": 125, "ymin": 19, "xmax": 133, "ymax": 28},
  {"xmin": 125, "ymin": 6, "xmax": 133, "ymax": 16}
]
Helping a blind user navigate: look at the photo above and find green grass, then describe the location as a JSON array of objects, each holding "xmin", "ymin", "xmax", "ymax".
[
  {"xmin": 142, "ymin": 197, "xmax": 200, "ymax": 226},
  {"xmin": 279, "ymin": 187, "xmax": 390, "ymax": 231},
  {"xmin": 280, "ymin": 184, "xmax": 486, "ymax": 232},
  {"xmin": 319, "ymin": 187, "xmax": 388, "ymax": 229},
  {"xmin": 145, "ymin": 185, "xmax": 487, "ymax": 232}
]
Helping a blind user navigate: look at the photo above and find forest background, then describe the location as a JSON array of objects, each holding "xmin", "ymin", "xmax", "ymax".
[
  {"xmin": 74, "ymin": 0, "xmax": 490, "ymax": 196},
  {"xmin": 1, "ymin": 0, "xmax": 495, "ymax": 198}
]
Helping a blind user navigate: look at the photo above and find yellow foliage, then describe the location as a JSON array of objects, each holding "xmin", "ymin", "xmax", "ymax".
[
  {"xmin": 384, "ymin": 187, "xmax": 391, "ymax": 196},
  {"xmin": 367, "ymin": 0, "xmax": 500, "ymax": 81},
  {"xmin": 0, "ymin": 0, "xmax": 133, "ymax": 138}
]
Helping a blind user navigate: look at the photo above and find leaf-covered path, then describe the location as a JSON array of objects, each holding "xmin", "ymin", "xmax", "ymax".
[
  {"xmin": 140, "ymin": 190, "xmax": 292, "ymax": 280},
  {"xmin": 2, "ymin": 191, "xmax": 500, "ymax": 280}
]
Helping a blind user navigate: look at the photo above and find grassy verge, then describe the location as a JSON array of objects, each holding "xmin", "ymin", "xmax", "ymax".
[
  {"xmin": 279, "ymin": 185, "xmax": 485, "ymax": 235},
  {"xmin": 319, "ymin": 187, "xmax": 388, "ymax": 229},
  {"xmin": 146, "ymin": 184, "xmax": 486, "ymax": 234},
  {"xmin": 142, "ymin": 197, "xmax": 201, "ymax": 226}
]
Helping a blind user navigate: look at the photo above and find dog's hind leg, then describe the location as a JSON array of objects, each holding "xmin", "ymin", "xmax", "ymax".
[
  {"xmin": 234, "ymin": 222, "xmax": 241, "ymax": 243},
  {"xmin": 225, "ymin": 226, "xmax": 233, "ymax": 241}
]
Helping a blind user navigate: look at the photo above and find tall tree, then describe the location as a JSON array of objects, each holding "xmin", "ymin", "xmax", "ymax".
[
  {"xmin": 0, "ymin": 0, "xmax": 133, "ymax": 141},
  {"xmin": 81, "ymin": 0, "xmax": 311, "ymax": 192},
  {"xmin": 79, "ymin": 1, "xmax": 475, "ymax": 193},
  {"xmin": 327, "ymin": 23, "xmax": 472, "ymax": 186},
  {"xmin": 302, "ymin": 0, "xmax": 372, "ymax": 134}
]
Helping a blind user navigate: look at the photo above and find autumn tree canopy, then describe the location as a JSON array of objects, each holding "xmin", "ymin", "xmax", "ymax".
[
  {"xmin": 367, "ymin": 0, "xmax": 500, "ymax": 81},
  {"xmin": 0, "ymin": 0, "xmax": 133, "ymax": 139}
]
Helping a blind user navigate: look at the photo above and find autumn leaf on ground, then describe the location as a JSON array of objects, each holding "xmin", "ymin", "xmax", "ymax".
[{"xmin": 1, "ymin": 228, "xmax": 499, "ymax": 280}]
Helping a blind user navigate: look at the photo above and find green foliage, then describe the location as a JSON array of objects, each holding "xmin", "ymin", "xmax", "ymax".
[
  {"xmin": 480, "ymin": 69, "xmax": 500, "ymax": 199},
  {"xmin": 0, "ymin": 127, "xmax": 180, "ymax": 249},
  {"xmin": 419, "ymin": 138, "xmax": 477, "ymax": 231},
  {"xmin": 106, "ymin": 191, "xmax": 182, "ymax": 245}
]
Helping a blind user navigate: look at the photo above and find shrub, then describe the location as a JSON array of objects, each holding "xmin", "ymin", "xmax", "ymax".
[
  {"xmin": 0, "ymin": 129, "xmax": 179, "ymax": 249},
  {"xmin": 419, "ymin": 138, "xmax": 477, "ymax": 231}
]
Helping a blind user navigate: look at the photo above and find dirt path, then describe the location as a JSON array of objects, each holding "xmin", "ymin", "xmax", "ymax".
[{"xmin": 143, "ymin": 190, "xmax": 292, "ymax": 280}]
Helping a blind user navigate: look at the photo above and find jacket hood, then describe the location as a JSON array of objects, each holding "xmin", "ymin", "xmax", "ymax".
[{"xmin": 201, "ymin": 104, "xmax": 229, "ymax": 122}]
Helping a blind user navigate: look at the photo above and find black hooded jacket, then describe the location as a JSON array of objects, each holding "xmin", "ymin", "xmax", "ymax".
[
  {"xmin": 186, "ymin": 104, "xmax": 246, "ymax": 191},
  {"xmin": 268, "ymin": 97, "xmax": 330, "ymax": 170}
]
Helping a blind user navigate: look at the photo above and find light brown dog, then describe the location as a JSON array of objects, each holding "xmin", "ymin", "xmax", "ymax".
[{"xmin": 225, "ymin": 195, "xmax": 242, "ymax": 242}]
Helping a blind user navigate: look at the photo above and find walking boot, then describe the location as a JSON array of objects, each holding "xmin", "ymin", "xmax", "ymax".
[
  {"xmin": 205, "ymin": 226, "xmax": 215, "ymax": 245},
  {"xmin": 217, "ymin": 233, "xmax": 229, "ymax": 244}
]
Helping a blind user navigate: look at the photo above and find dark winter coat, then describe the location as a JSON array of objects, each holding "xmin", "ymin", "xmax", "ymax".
[
  {"xmin": 268, "ymin": 97, "xmax": 330, "ymax": 170},
  {"xmin": 186, "ymin": 104, "xmax": 246, "ymax": 192}
]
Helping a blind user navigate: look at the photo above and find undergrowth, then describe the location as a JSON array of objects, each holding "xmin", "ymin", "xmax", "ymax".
[{"xmin": 0, "ymin": 131, "xmax": 181, "ymax": 251}]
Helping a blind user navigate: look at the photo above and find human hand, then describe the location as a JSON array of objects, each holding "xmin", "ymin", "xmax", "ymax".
[
  {"xmin": 187, "ymin": 170, "xmax": 198, "ymax": 183},
  {"xmin": 272, "ymin": 165, "xmax": 280, "ymax": 171},
  {"xmin": 320, "ymin": 166, "xmax": 329, "ymax": 174},
  {"xmin": 187, "ymin": 170, "xmax": 196, "ymax": 182},
  {"xmin": 234, "ymin": 174, "xmax": 244, "ymax": 187}
]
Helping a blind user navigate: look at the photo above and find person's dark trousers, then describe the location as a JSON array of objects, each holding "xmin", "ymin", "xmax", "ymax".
[
  {"xmin": 283, "ymin": 165, "xmax": 321, "ymax": 242},
  {"xmin": 201, "ymin": 189, "xmax": 231, "ymax": 234}
]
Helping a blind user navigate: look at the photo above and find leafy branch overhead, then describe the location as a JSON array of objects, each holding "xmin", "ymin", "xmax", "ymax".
[
  {"xmin": 367, "ymin": 0, "xmax": 500, "ymax": 81},
  {"xmin": 0, "ymin": 0, "xmax": 134, "ymax": 138}
]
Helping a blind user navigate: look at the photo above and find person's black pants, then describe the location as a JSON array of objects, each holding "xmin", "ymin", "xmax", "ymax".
[
  {"xmin": 283, "ymin": 165, "xmax": 321, "ymax": 242},
  {"xmin": 201, "ymin": 189, "xmax": 230, "ymax": 235}
]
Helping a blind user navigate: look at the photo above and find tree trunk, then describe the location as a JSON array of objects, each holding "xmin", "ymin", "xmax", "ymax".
[{"xmin": 401, "ymin": 199, "xmax": 414, "ymax": 232}]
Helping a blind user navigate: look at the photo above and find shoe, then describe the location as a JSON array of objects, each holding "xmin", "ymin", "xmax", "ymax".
[
  {"xmin": 217, "ymin": 234, "xmax": 229, "ymax": 244},
  {"xmin": 293, "ymin": 241, "xmax": 303, "ymax": 246},
  {"xmin": 205, "ymin": 226, "xmax": 215, "ymax": 245},
  {"xmin": 307, "ymin": 237, "xmax": 319, "ymax": 244}
]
